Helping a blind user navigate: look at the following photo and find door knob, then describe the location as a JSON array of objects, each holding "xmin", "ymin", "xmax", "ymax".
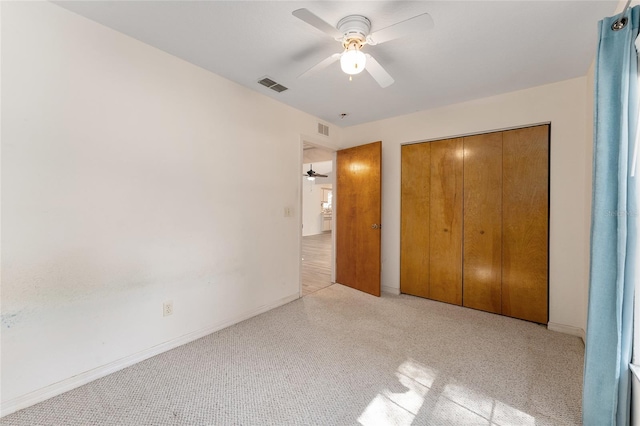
[{"xmin": 371, "ymin": 224, "xmax": 382, "ymax": 229}]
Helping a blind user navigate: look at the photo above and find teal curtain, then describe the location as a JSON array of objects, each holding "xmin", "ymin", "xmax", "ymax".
[{"xmin": 584, "ymin": 6, "xmax": 640, "ymax": 426}]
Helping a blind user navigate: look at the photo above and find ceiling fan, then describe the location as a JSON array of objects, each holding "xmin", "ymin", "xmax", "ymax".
[
  {"xmin": 292, "ymin": 8, "xmax": 434, "ymax": 88},
  {"xmin": 304, "ymin": 165, "xmax": 328, "ymax": 181}
]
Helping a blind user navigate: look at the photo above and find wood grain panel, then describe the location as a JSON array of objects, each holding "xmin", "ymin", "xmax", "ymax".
[
  {"xmin": 463, "ymin": 133, "xmax": 503, "ymax": 314},
  {"xmin": 502, "ymin": 125, "xmax": 549, "ymax": 323},
  {"xmin": 336, "ymin": 146, "xmax": 356, "ymax": 288},
  {"xmin": 400, "ymin": 143, "xmax": 430, "ymax": 298},
  {"xmin": 429, "ymin": 138, "xmax": 463, "ymax": 305},
  {"xmin": 336, "ymin": 141, "xmax": 381, "ymax": 296}
]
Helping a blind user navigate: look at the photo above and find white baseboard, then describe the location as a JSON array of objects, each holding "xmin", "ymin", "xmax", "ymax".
[
  {"xmin": 381, "ymin": 285, "xmax": 400, "ymax": 295},
  {"xmin": 547, "ymin": 322, "xmax": 586, "ymax": 343},
  {"xmin": 0, "ymin": 293, "xmax": 299, "ymax": 418}
]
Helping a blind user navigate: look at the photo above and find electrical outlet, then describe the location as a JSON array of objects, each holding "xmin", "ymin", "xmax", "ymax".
[
  {"xmin": 284, "ymin": 207, "xmax": 293, "ymax": 217},
  {"xmin": 163, "ymin": 301, "xmax": 173, "ymax": 317}
]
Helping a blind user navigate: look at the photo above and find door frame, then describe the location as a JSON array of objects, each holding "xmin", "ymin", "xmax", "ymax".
[{"xmin": 298, "ymin": 134, "xmax": 339, "ymax": 298}]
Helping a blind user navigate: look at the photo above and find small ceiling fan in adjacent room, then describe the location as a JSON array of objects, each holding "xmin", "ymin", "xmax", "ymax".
[
  {"xmin": 292, "ymin": 8, "xmax": 435, "ymax": 88},
  {"xmin": 304, "ymin": 165, "xmax": 328, "ymax": 181}
]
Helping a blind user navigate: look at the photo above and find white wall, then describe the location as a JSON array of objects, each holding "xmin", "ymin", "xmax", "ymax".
[
  {"xmin": 1, "ymin": 2, "xmax": 340, "ymax": 414},
  {"xmin": 584, "ymin": 61, "xmax": 595, "ymax": 339},
  {"xmin": 340, "ymin": 77, "xmax": 590, "ymax": 334}
]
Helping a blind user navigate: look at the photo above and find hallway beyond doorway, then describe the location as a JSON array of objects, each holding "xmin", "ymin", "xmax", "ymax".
[{"xmin": 301, "ymin": 232, "xmax": 332, "ymax": 296}]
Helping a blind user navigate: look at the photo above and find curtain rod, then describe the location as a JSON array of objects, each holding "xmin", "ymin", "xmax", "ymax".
[{"xmin": 613, "ymin": 0, "xmax": 632, "ymax": 31}]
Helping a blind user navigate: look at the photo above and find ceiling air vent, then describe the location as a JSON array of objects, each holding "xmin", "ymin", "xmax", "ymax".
[
  {"xmin": 257, "ymin": 77, "xmax": 288, "ymax": 93},
  {"xmin": 318, "ymin": 123, "xmax": 329, "ymax": 136}
]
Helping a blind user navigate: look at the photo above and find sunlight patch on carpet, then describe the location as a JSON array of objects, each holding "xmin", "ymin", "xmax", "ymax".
[
  {"xmin": 358, "ymin": 359, "xmax": 435, "ymax": 425},
  {"xmin": 358, "ymin": 358, "xmax": 536, "ymax": 426}
]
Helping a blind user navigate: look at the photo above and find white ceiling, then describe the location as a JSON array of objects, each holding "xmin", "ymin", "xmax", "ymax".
[
  {"xmin": 55, "ymin": 1, "xmax": 618, "ymax": 126},
  {"xmin": 303, "ymin": 142, "xmax": 334, "ymax": 163}
]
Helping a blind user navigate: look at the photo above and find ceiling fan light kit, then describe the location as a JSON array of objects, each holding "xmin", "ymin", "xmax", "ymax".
[
  {"xmin": 293, "ymin": 8, "xmax": 434, "ymax": 88},
  {"xmin": 304, "ymin": 164, "xmax": 328, "ymax": 180},
  {"xmin": 340, "ymin": 43, "xmax": 366, "ymax": 75},
  {"xmin": 336, "ymin": 14, "xmax": 371, "ymax": 44}
]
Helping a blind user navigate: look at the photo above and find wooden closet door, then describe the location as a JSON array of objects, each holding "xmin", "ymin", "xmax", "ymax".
[
  {"xmin": 429, "ymin": 138, "xmax": 463, "ymax": 305},
  {"xmin": 400, "ymin": 143, "xmax": 430, "ymax": 297},
  {"xmin": 463, "ymin": 133, "xmax": 503, "ymax": 314},
  {"xmin": 502, "ymin": 126, "xmax": 549, "ymax": 323}
]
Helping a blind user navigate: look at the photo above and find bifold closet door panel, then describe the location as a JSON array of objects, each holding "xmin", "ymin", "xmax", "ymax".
[
  {"xmin": 429, "ymin": 138, "xmax": 463, "ymax": 305},
  {"xmin": 463, "ymin": 133, "xmax": 503, "ymax": 314},
  {"xmin": 502, "ymin": 126, "xmax": 549, "ymax": 323},
  {"xmin": 400, "ymin": 143, "xmax": 430, "ymax": 297}
]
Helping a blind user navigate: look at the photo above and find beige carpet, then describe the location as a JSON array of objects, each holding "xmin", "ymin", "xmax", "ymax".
[{"xmin": 1, "ymin": 284, "xmax": 584, "ymax": 425}]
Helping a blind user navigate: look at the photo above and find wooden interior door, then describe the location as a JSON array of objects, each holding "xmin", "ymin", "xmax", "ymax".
[
  {"xmin": 429, "ymin": 138, "xmax": 463, "ymax": 305},
  {"xmin": 502, "ymin": 125, "xmax": 549, "ymax": 323},
  {"xmin": 336, "ymin": 141, "xmax": 382, "ymax": 296},
  {"xmin": 400, "ymin": 143, "xmax": 430, "ymax": 298},
  {"xmin": 463, "ymin": 133, "xmax": 503, "ymax": 314}
]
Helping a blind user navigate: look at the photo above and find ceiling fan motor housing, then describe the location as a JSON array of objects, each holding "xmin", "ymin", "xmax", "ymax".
[{"xmin": 337, "ymin": 15, "xmax": 371, "ymax": 47}]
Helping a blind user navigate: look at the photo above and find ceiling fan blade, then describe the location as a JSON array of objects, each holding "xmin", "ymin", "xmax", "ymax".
[
  {"xmin": 298, "ymin": 53, "xmax": 341, "ymax": 79},
  {"xmin": 292, "ymin": 8, "xmax": 342, "ymax": 40},
  {"xmin": 314, "ymin": 174, "xmax": 329, "ymax": 178},
  {"xmin": 367, "ymin": 13, "xmax": 434, "ymax": 45},
  {"xmin": 364, "ymin": 54, "xmax": 394, "ymax": 88}
]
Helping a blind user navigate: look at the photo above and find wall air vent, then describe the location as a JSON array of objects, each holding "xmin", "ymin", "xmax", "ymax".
[
  {"xmin": 257, "ymin": 77, "xmax": 288, "ymax": 93},
  {"xmin": 318, "ymin": 123, "xmax": 329, "ymax": 136}
]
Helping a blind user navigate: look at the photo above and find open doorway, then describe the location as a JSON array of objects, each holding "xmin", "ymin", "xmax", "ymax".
[{"xmin": 301, "ymin": 141, "xmax": 335, "ymax": 296}]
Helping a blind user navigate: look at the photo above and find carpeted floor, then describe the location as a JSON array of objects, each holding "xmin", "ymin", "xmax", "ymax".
[{"xmin": 1, "ymin": 284, "xmax": 584, "ymax": 426}]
